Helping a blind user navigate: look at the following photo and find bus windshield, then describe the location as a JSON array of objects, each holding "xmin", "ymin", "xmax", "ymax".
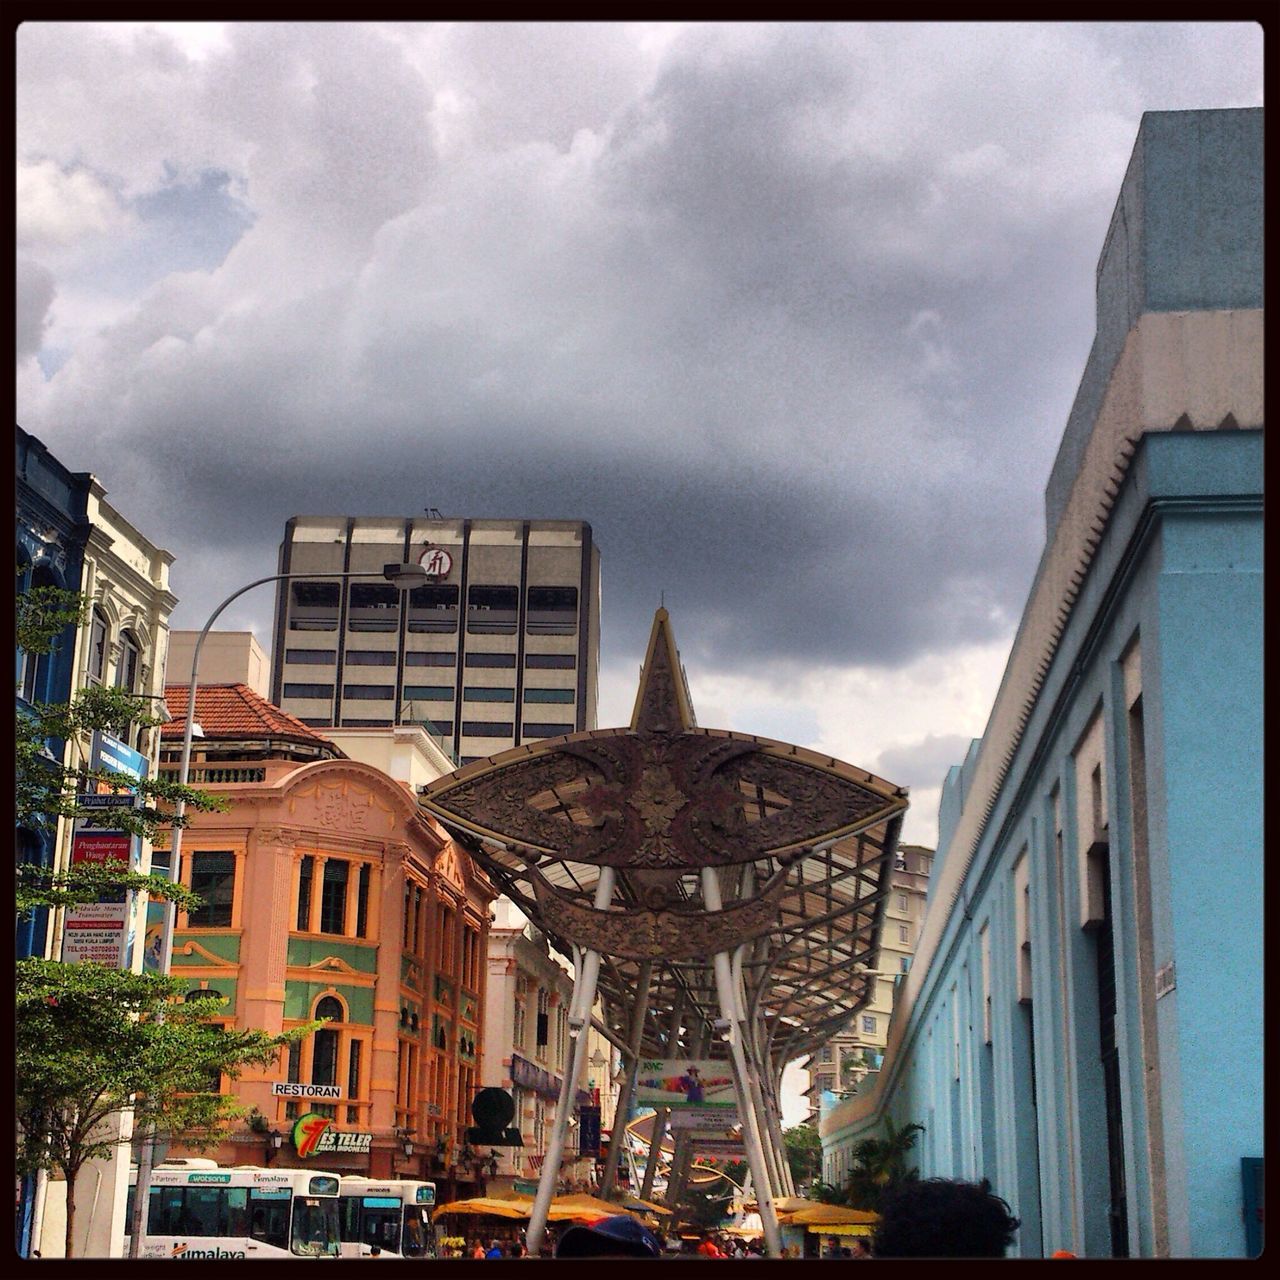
[
  {"xmin": 290, "ymin": 1196, "xmax": 340, "ymax": 1258},
  {"xmin": 402, "ymin": 1206, "xmax": 431, "ymax": 1258}
]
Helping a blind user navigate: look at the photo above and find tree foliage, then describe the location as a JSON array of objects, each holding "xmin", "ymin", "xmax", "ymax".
[
  {"xmin": 782, "ymin": 1122, "xmax": 822, "ymax": 1190},
  {"xmin": 16, "ymin": 959, "xmax": 312, "ymax": 1255},
  {"xmin": 15, "ymin": 579, "xmax": 275, "ymax": 1256},
  {"xmin": 16, "ymin": 581, "xmax": 225, "ymax": 916},
  {"xmin": 813, "ymin": 1117, "xmax": 925, "ymax": 1212}
]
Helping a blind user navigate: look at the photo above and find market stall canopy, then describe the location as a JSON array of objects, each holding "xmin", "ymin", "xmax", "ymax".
[
  {"xmin": 784, "ymin": 1203, "xmax": 880, "ymax": 1226},
  {"xmin": 434, "ymin": 1197, "xmax": 531, "ymax": 1219}
]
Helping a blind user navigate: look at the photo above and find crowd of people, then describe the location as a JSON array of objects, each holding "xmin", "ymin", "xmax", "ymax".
[{"xmin": 435, "ymin": 1179, "xmax": 1054, "ymax": 1259}]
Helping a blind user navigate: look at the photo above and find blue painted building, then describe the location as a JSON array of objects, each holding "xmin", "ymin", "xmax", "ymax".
[
  {"xmin": 15, "ymin": 427, "xmax": 93, "ymax": 1256},
  {"xmin": 15, "ymin": 426, "xmax": 93, "ymax": 961},
  {"xmin": 820, "ymin": 108, "xmax": 1262, "ymax": 1258}
]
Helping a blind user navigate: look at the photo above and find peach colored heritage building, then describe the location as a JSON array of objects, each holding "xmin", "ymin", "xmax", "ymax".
[{"xmin": 155, "ymin": 683, "xmax": 496, "ymax": 1198}]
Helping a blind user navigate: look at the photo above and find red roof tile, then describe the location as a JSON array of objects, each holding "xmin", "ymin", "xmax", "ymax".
[{"xmin": 162, "ymin": 684, "xmax": 338, "ymax": 751}]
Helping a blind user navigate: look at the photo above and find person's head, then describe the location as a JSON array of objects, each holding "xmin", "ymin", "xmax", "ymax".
[
  {"xmin": 555, "ymin": 1215, "xmax": 664, "ymax": 1259},
  {"xmin": 850, "ymin": 1238, "xmax": 872, "ymax": 1257},
  {"xmin": 873, "ymin": 1178, "xmax": 1020, "ymax": 1258}
]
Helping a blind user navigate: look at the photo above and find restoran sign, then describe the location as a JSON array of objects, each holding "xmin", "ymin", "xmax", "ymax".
[{"xmin": 292, "ymin": 1113, "xmax": 373, "ymax": 1159}]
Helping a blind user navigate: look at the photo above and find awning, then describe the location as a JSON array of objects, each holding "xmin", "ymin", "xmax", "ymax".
[
  {"xmin": 434, "ymin": 1197, "xmax": 530, "ymax": 1219},
  {"xmin": 785, "ymin": 1203, "xmax": 879, "ymax": 1226},
  {"xmin": 807, "ymin": 1222, "xmax": 874, "ymax": 1237}
]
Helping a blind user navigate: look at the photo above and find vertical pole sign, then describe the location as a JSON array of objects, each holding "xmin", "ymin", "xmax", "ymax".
[{"xmin": 61, "ymin": 732, "xmax": 147, "ymax": 969}]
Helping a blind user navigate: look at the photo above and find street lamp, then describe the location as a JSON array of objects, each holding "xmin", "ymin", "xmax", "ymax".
[
  {"xmin": 127, "ymin": 561, "xmax": 431, "ymax": 1258},
  {"xmin": 263, "ymin": 1129, "xmax": 284, "ymax": 1165}
]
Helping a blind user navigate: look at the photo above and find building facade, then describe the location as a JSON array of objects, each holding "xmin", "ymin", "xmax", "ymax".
[
  {"xmin": 269, "ymin": 516, "xmax": 600, "ymax": 764},
  {"xmin": 481, "ymin": 900, "xmax": 617, "ymax": 1194},
  {"xmin": 168, "ymin": 630, "xmax": 271, "ymax": 699},
  {"xmin": 21, "ymin": 445, "xmax": 181, "ymax": 1258},
  {"xmin": 804, "ymin": 844, "xmax": 933, "ymax": 1125},
  {"xmin": 155, "ymin": 683, "xmax": 498, "ymax": 1201},
  {"xmin": 820, "ymin": 108, "xmax": 1263, "ymax": 1258}
]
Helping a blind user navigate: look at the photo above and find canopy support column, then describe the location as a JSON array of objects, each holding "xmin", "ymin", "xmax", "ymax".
[
  {"xmin": 703, "ymin": 868, "xmax": 782, "ymax": 1258},
  {"xmin": 526, "ymin": 867, "xmax": 616, "ymax": 1257},
  {"xmin": 599, "ymin": 960, "xmax": 653, "ymax": 1199}
]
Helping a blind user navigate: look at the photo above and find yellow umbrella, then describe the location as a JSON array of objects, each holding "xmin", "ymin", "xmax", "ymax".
[
  {"xmin": 547, "ymin": 1193, "xmax": 643, "ymax": 1223},
  {"xmin": 786, "ymin": 1203, "xmax": 880, "ymax": 1226},
  {"xmin": 434, "ymin": 1197, "xmax": 531, "ymax": 1219}
]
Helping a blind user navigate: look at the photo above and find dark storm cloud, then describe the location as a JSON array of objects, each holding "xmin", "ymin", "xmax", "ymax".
[{"xmin": 16, "ymin": 21, "xmax": 1263, "ymax": 687}]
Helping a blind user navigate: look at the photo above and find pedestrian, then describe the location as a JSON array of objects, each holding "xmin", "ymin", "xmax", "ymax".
[
  {"xmin": 872, "ymin": 1177, "xmax": 1021, "ymax": 1258},
  {"xmin": 471, "ymin": 1240, "xmax": 486, "ymax": 1259},
  {"xmin": 555, "ymin": 1215, "xmax": 664, "ymax": 1258},
  {"xmin": 485, "ymin": 1238, "xmax": 504, "ymax": 1259},
  {"xmin": 850, "ymin": 1237, "xmax": 872, "ymax": 1258},
  {"xmin": 508, "ymin": 1240, "xmax": 526, "ymax": 1258}
]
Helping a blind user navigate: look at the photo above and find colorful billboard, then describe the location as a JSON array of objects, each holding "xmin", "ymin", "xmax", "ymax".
[{"xmin": 635, "ymin": 1060, "xmax": 737, "ymax": 1110}]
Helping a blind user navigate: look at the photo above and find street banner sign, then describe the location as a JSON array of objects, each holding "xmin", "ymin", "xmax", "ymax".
[
  {"xmin": 636, "ymin": 1059, "xmax": 737, "ymax": 1110},
  {"xmin": 91, "ymin": 731, "xmax": 148, "ymax": 782},
  {"xmin": 578, "ymin": 1104, "xmax": 601, "ymax": 1157},
  {"xmin": 272, "ymin": 1082, "xmax": 343, "ymax": 1100},
  {"xmin": 62, "ymin": 901, "xmax": 130, "ymax": 965},
  {"xmin": 666, "ymin": 1108, "xmax": 741, "ymax": 1130}
]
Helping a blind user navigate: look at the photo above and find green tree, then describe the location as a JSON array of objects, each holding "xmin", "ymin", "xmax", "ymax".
[
  {"xmin": 838, "ymin": 1117, "xmax": 925, "ymax": 1212},
  {"xmin": 782, "ymin": 1122, "xmax": 822, "ymax": 1191},
  {"xmin": 15, "ymin": 581, "xmax": 299, "ymax": 1257},
  {"xmin": 680, "ymin": 1160, "xmax": 747, "ymax": 1231},
  {"xmin": 16, "ymin": 959, "xmax": 308, "ymax": 1256}
]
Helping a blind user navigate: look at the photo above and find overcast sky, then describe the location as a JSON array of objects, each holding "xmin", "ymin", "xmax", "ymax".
[{"xmin": 17, "ymin": 22, "xmax": 1262, "ymax": 874}]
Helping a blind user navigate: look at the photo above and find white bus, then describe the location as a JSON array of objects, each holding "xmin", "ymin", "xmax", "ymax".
[
  {"xmin": 126, "ymin": 1160, "xmax": 342, "ymax": 1259},
  {"xmin": 337, "ymin": 1177, "xmax": 437, "ymax": 1258}
]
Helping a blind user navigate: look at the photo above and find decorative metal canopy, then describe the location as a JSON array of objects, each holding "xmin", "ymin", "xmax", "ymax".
[{"xmin": 419, "ymin": 608, "xmax": 908, "ymax": 1073}]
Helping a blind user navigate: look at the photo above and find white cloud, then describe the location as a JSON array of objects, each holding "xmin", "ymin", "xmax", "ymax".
[{"xmin": 16, "ymin": 160, "xmax": 130, "ymax": 248}]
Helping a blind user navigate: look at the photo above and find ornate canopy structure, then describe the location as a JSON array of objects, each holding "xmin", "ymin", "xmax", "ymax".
[{"xmin": 419, "ymin": 610, "xmax": 907, "ymax": 1253}]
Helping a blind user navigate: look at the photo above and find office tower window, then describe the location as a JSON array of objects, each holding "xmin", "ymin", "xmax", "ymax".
[
  {"xmin": 465, "ymin": 652, "xmax": 517, "ymax": 668},
  {"xmin": 405, "ymin": 650, "xmax": 455, "ymax": 666},
  {"xmin": 343, "ymin": 684, "xmax": 395, "ymax": 700},
  {"xmin": 188, "ymin": 852, "xmax": 236, "ymax": 928},
  {"xmin": 461, "ymin": 721, "xmax": 515, "ymax": 738},
  {"xmin": 408, "ymin": 585, "xmax": 459, "ymax": 633},
  {"xmin": 342, "ymin": 718, "xmax": 391, "ymax": 727},
  {"xmin": 464, "ymin": 686, "xmax": 515, "ymax": 702},
  {"xmin": 862, "ymin": 1015, "xmax": 876, "ymax": 1034},
  {"xmin": 345, "ymin": 650, "xmax": 396, "ymax": 665},
  {"xmin": 525, "ymin": 688, "xmax": 574, "ymax": 703},
  {"xmin": 284, "ymin": 683, "xmax": 335, "ymax": 700},
  {"xmin": 285, "ymin": 648, "xmax": 337, "ymax": 664},
  {"xmin": 403, "ymin": 685, "xmax": 453, "ymax": 701},
  {"xmin": 526, "ymin": 586, "xmax": 578, "ymax": 635},
  {"xmin": 291, "ymin": 581, "xmax": 340, "ymax": 630},
  {"xmin": 467, "ymin": 585, "xmax": 519, "ymax": 634},
  {"xmin": 522, "ymin": 722, "xmax": 575, "ymax": 738},
  {"xmin": 525, "ymin": 653, "xmax": 575, "ymax": 669},
  {"xmin": 348, "ymin": 583, "xmax": 400, "ymax": 632}
]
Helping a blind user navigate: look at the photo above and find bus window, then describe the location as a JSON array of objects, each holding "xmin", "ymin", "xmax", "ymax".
[
  {"xmin": 250, "ymin": 1188, "xmax": 291, "ymax": 1252},
  {"xmin": 291, "ymin": 1197, "xmax": 340, "ymax": 1257},
  {"xmin": 360, "ymin": 1198, "xmax": 401, "ymax": 1251},
  {"xmin": 149, "ymin": 1187, "xmax": 186, "ymax": 1235}
]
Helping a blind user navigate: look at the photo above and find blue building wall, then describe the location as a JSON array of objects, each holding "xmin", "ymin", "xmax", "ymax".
[
  {"xmin": 821, "ymin": 107, "xmax": 1262, "ymax": 1259},
  {"xmin": 15, "ymin": 427, "xmax": 92, "ymax": 1257}
]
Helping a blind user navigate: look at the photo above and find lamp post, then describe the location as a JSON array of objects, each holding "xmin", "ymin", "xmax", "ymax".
[{"xmin": 127, "ymin": 561, "xmax": 430, "ymax": 1258}]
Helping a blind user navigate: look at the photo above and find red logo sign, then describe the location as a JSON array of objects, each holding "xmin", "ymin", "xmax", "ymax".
[
  {"xmin": 418, "ymin": 545, "xmax": 453, "ymax": 577},
  {"xmin": 293, "ymin": 1113, "xmax": 332, "ymax": 1159}
]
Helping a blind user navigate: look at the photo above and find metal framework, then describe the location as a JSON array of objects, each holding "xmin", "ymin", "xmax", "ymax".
[{"xmin": 419, "ymin": 610, "xmax": 906, "ymax": 1255}]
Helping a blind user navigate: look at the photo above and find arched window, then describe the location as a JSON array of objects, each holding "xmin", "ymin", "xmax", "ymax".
[
  {"xmin": 315, "ymin": 996, "xmax": 345, "ymax": 1021},
  {"xmin": 115, "ymin": 629, "xmax": 140, "ymax": 693},
  {"xmin": 17, "ymin": 564, "xmax": 61, "ymax": 705},
  {"xmin": 88, "ymin": 607, "xmax": 108, "ymax": 684}
]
